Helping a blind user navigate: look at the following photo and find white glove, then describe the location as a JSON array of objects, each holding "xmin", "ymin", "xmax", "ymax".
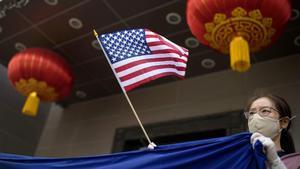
[
  {"xmin": 251, "ymin": 132, "xmax": 287, "ymax": 169},
  {"xmin": 147, "ymin": 142, "xmax": 157, "ymax": 150}
]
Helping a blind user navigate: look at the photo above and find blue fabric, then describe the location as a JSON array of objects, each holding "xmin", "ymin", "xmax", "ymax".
[{"xmin": 0, "ymin": 132, "xmax": 266, "ymax": 169}]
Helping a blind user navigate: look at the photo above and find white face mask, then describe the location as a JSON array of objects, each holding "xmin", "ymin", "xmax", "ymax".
[{"xmin": 248, "ymin": 114, "xmax": 282, "ymax": 138}]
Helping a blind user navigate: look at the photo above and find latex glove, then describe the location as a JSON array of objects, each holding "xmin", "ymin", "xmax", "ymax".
[
  {"xmin": 147, "ymin": 142, "xmax": 157, "ymax": 150},
  {"xmin": 251, "ymin": 132, "xmax": 287, "ymax": 169}
]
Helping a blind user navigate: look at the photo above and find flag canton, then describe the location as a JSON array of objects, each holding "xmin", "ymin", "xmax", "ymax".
[{"xmin": 100, "ymin": 29, "xmax": 151, "ymax": 63}]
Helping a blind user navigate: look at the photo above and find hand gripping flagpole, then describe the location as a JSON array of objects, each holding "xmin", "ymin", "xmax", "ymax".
[{"xmin": 93, "ymin": 30, "xmax": 156, "ymax": 149}]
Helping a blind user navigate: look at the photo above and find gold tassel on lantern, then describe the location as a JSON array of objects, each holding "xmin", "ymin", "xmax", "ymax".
[
  {"xmin": 230, "ymin": 36, "xmax": 251, "ymax": 72},
  {"xmin": 22, "ymin": 92, "xmax": 40, "ymax": 116}
]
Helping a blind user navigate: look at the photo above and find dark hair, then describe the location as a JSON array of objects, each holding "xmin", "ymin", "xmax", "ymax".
[{"xmin": 245, "ymin": 93, "xmax": 296, "ymax": 154}]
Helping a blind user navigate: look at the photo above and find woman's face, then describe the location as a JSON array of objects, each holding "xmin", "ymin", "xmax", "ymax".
[{"xmin": 249, "ymin": 97, "xmax": 280, "ymax": 119}]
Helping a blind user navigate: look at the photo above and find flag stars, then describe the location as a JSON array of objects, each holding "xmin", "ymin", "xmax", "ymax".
[{"xmin": 100, "ymin": 29, "xmax": 152, "ymax": 63}]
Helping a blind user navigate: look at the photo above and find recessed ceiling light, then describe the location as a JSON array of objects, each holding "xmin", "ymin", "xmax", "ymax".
[
  {"xmin": 290, "ymin": 9, "xmax": 299, "ymax": 21},
  {"xmin": 166, "ymin": 12, "xmax": 182, "ymax": 25},
  {"xmin": 185, "ymin": 37, "xmax": 199, "ymax": 48},
  {"xmin": 44, "ymin": 0, "xmax": 58, "ymax": 6},
  {"xmin": 91, "ymin": 40, "xmax": 101, "ymax": 50},
  {"xmin": 76, "ymin": 90, "xmax": 87, "ymax": 99},
  {"xmin": 294, "ymin": 36, "xmax": 300, "ymax": 47},
  {"xmin": 14, "ymin": 42, "xmax": 26, "ymax": 51},
  {"xmin": 68, "ymin": 18, "xmax": 83, "ymax": 29},
  {"xmin": 201, "ymin": 58, "xmax": 216, "ymax": 69}
]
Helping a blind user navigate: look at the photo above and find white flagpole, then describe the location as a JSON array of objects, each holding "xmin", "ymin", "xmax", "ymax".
[{"xmin": 93, "ymin": 30, "xmax": 154, "ymax": 147}]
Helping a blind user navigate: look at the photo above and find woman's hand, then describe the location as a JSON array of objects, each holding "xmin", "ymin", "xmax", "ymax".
[
  {"xmin": 251, "ymin": 132, "xmax": 278, "ymax": 162},
  {"xmin": 251, "ymin": 132, "xmax": 286, "ymax": 169}
]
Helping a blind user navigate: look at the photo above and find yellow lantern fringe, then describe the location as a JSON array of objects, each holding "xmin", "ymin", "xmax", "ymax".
[
  {"xmin": 230, "ymin": 36, "xmax": 251, "ymax": 72},
  {"xmin": 22, "ymin": 91, "xmax": 40, "ymax": 117}
]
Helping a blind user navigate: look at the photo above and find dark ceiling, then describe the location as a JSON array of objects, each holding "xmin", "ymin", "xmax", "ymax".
[{"xmin": 0, "ymin": 0, "xmax": 299, "ymax": 106}]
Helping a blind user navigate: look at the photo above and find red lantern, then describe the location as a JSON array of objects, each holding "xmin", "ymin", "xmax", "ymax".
[
  {"xmin": 186, "ymin": 0, "xmax": 291, "ymax": 72},
  {"xmin": 8, "ymin": 48, "xmax": 73, "ymax": 116}
]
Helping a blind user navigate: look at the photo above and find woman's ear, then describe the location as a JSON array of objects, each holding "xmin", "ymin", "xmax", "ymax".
[{"xmin": 280, "ymin": 117, "xmax": 290, "ymax": 129}]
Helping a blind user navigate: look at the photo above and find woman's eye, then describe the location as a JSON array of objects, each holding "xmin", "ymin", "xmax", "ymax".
[
  {"xmin": 249, "ymin": 111, "xmax": 255, "ymax": 115},
  {"xmin": 261, "ymin": 109, "xmax": 271, "ymax": 113}
]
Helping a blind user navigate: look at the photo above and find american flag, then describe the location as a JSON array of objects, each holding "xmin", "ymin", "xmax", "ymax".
[{"xmin": 98, "ymin": 29, "xmax": 189, "ymax": 91}]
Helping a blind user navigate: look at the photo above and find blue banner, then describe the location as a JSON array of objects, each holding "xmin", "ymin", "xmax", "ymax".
[{"xmin": 0, "ymin": 132, "xmax": 266, "ymax": 169}]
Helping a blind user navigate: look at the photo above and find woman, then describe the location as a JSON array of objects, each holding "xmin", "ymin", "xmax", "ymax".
[{"xmin": 244, "ymin": 94, "xmax": 296, "ymax": 169}]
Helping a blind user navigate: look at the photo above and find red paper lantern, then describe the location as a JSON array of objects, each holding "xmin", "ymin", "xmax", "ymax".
[
  {"xmin": 8, "ymin": 48, "xmax": 73, "ymax": 116},
  {"xmin": 186, "ymin": 0, "xmax": 291, "ymax": 72}
]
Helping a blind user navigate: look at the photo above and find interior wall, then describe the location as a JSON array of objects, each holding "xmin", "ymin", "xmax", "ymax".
[
  {"xmin": 35, "ymin": 53, "xmax": 300, "ymax": 157},
  {"xmin": 0, "ymin": 64, "xmax": 51, "ymax": 155}
]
